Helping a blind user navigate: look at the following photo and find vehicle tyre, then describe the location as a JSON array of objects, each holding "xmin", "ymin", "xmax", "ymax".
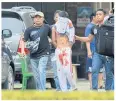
[{"xmin": 2, "ymin": 66, "xmax": 14, "ymax": 89}]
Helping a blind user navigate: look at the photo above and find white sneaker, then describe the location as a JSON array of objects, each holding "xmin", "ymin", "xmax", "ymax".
[{"xmin": 69, "ymin": 87, "xmax": 78, "ymax": 91}]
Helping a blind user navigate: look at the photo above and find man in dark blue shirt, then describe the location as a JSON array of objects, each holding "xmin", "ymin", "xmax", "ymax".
[
  {"xmin": 85, "ymin": 13, "xmax": 96, "ymax": 89},
  {"xmin": 75, "ymin": 9, "xmax": 113, "ymax": 90},
  {"xmin": 24, "ymin": 11, "xmax": 51, "ymax": 90},
  {"xmin": 85, "ymin": 13, "xmax": 103, "ymax": 89}
]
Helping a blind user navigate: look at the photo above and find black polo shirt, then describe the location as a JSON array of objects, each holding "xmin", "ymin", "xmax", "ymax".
[{"xmin": 24, "ymin": 24, "xmax": 51, "ymax": 59}]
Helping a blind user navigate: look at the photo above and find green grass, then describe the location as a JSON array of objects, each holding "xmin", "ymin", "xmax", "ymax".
[{"xmin": 2, "ymin": 90, "xmax": 114, "ymax": 100}]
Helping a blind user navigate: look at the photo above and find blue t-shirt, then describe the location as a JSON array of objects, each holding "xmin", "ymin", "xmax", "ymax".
[{"xmin": 85, "ymin": 23, "xmax": 95, "ymax": 52}]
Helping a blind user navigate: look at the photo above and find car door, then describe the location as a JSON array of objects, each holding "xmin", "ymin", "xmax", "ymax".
[{"xmin": 2, "ymin": 11, "xmax": 25, "ymax": 52}]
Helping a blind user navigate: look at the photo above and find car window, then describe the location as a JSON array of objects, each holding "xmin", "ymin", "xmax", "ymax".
[{"xmin": 2, "ymin": 17, "xmax": 24, "ymax": 34}]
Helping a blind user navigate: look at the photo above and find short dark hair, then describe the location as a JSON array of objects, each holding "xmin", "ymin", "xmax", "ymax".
[
  {"xmin": 110, "ymin": 8, "xmax": 114, "ymax": 14},
  {"xmin": 58, "ymin": 11, "xmax": 69, "ymax": 18},
  {"xmin": 54, "ymin": 10, "xmax": 61, "ymax": 18},
  {"xmin": 90, "ymin": 12, "xmax": 96, "ymax": 21},
  {"xmin": 96, "ymin": 9, "xmax": 106, "ymax": 15}
]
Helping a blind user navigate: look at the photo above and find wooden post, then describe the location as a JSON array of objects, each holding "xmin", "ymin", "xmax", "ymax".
[{"xmin": 72, "ymin": 64, "xmax": 80, "ymax": 84}]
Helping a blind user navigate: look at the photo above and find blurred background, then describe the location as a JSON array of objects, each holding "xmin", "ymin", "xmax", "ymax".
[{"xmin": 2, "ymin": 2, "xmax": 114, "ymax": 79}]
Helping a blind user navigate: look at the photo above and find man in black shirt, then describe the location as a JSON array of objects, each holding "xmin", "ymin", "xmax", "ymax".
[
  {"xmin": 75, "ymin": 9, "xmax": 113, "ymax": 90},
  {"xmin": 24, "ymin": 11, "xmax": 51, "ymax": 90}
]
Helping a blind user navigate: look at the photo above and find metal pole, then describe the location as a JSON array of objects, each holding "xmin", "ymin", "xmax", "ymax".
[
  {"xmin": 99, "ymin": 2, "xmax": 102, "ymax": 8},
  {"xmin": 41, "ymin": 2, "xmax": 43, "ymax": 11},
  {"xmin": 17, "ymin": 2, "xmax": 19, "ymax": 6},
  {"xmin": 64, "ymin": 2, "xmax": 66, "ymax": 11},
  {"xmin": 95, "ymin": 2, "xmax": 97, "ymax": 11}
]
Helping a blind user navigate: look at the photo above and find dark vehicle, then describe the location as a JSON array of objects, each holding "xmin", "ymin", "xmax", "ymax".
[
  {"xmin": 2, "ymin": 6, "xmax": 55, "ymax": 89},
  {"xmin": 2, "ymin": 29, "xmax": 15, "ymax": 89}
]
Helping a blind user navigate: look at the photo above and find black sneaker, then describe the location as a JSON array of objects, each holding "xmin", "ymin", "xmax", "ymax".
[{"xmin": 99, "ymin": 86, "xmax": 104, "ymax": 89}]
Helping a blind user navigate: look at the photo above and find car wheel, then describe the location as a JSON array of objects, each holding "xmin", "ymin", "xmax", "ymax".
[
  {"xmin": 2, "ymin": 66, "xmax": 14, "ymax": 89},
  {"xmin": 50, "ymin": 78, "xmax": 56, "ymax": 88},
  {"xmin": 26, "ymin": 76, "xmax": 36, "ymax": 89}
]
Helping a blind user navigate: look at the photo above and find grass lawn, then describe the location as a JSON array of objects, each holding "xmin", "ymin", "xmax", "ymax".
[{"xmin": 2, "ymin": 90, "xmax": 114, "ymax": 100}]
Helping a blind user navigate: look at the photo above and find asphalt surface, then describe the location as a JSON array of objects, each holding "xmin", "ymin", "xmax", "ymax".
[{"xmin": 14, "ymin": 79, "xmax": 105, "ymax": 91}]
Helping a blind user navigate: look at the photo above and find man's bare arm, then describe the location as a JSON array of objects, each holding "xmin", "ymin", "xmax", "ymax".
[
  {"xmin": 75, "ymin": 34, "xmax": 94, "ymax": 42},
  {"xmin": 86, "ymin": 42, "xmax": 92, "ymax": 58}
]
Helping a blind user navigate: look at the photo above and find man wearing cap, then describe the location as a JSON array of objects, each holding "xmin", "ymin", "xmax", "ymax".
[{"xmin": 24, "ymin": 11, "xmax": 51, "ymax": 90}]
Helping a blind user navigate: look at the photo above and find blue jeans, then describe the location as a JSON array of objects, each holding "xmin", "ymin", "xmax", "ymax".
[
  {"xmin": 111, "ymin": 78, "xmax": 114, "ymax": 90},
  {"xmin": 111, "ymin": 58, "xmax": 114, "ymax": 90},
  {"xmin": 86, "ymin": 57, "xmax": 103, "ymax": 73},
  {"xmin": 51, "ymin": 53, "xmax": 70, "ymax": 90},
  {"xmin": 30, "ymin": 55, "xmax": 48, "ymax": 90},
  {"xmin": 51, "ymin": 57, "xmax": 60, "ymax": 90},
  {"xmin": 92, "ymin": 52, "xmax": 113, "ymax": 90}
]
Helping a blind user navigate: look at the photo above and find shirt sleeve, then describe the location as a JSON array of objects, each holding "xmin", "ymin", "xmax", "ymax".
[
  {"xmin": 85, "ymin": 25, "xmax": 91, "ymax": 37},
  {"xmin": 85, "ymin": 24, "xmax": 95, "ymax": 36},
  {"xmin": 90, "ymin": 26, "xmax": 95, "ymax": 35},
  {"xmin": 68, "ymin": 19, "xmax": 73, "ymax": 28},
  {"xmin": 24, "ymin": 28, "xmax": 30, "ymax": 42}
]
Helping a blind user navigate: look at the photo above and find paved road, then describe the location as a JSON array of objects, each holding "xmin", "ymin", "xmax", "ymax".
[
  {"xmin": 14, "ymin": 79, "xmax": 106, "ymax": 92},
  {"xmin": 14, "ymin": 79, "xmax": 104, "ymax": 91}
]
